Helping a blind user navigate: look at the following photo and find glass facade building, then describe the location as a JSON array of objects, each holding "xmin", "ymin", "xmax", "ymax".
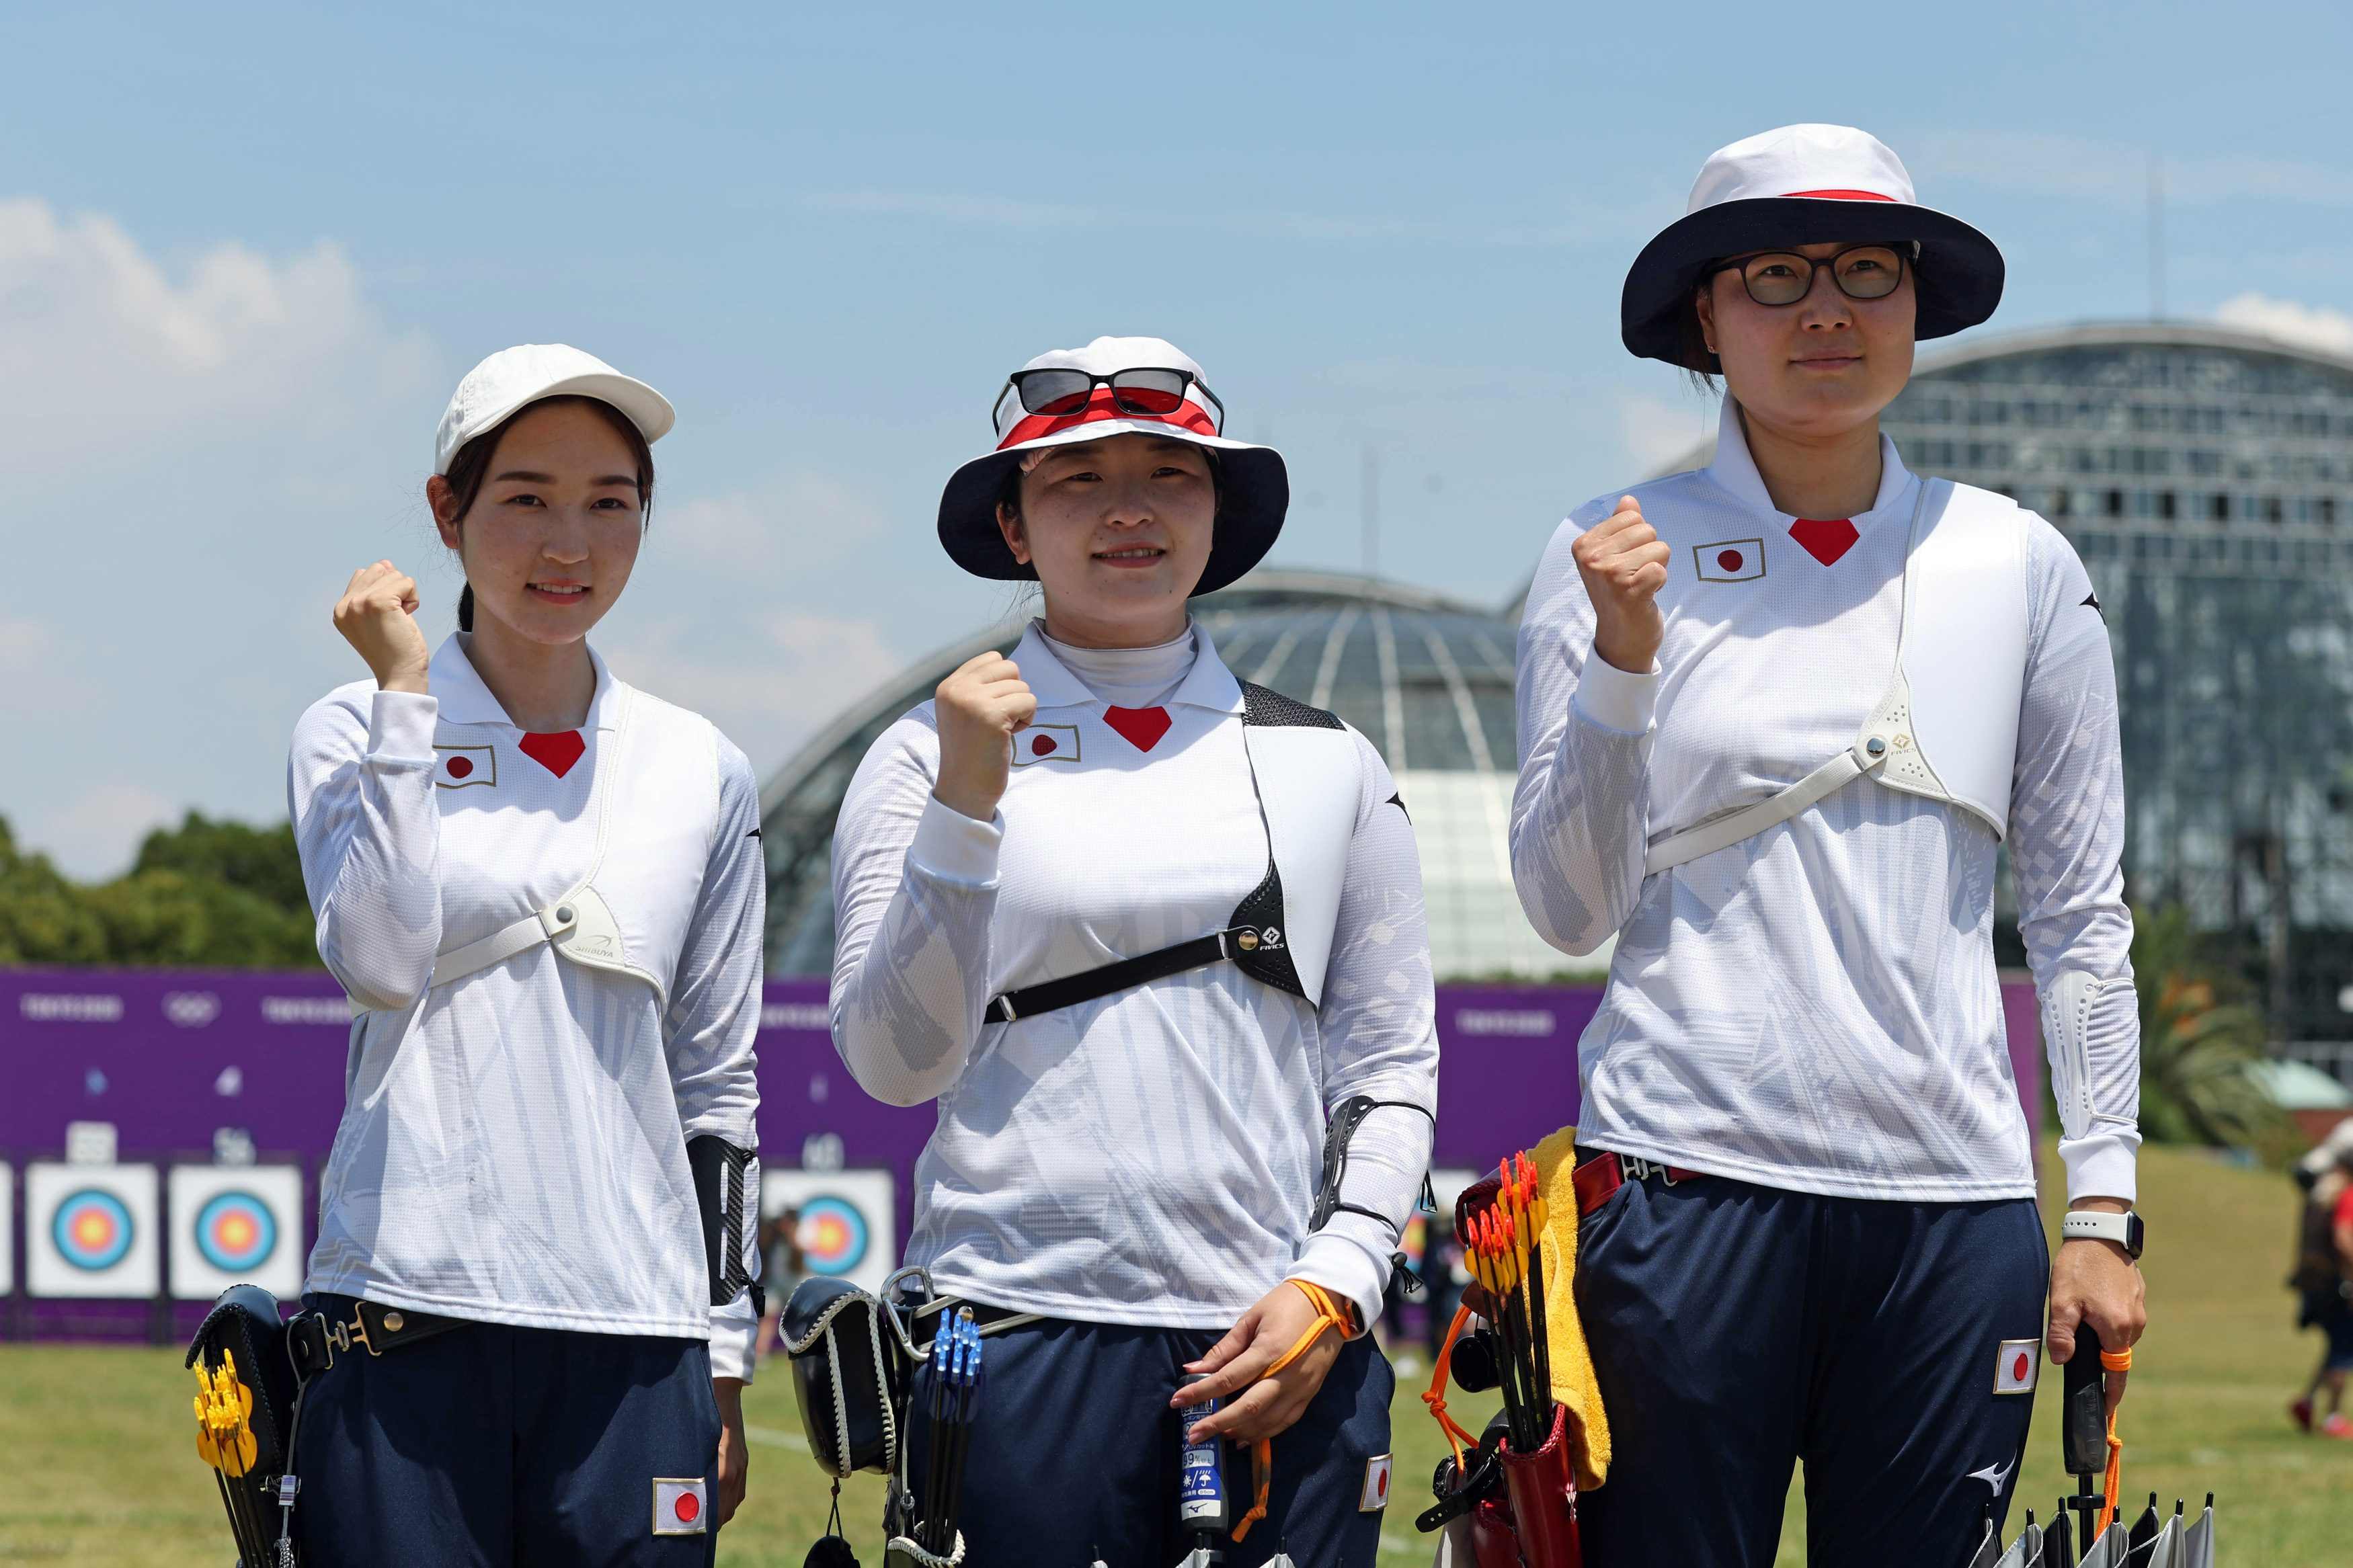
[{"xmin": 759, "ymin": 573, "xmax": 1559, "ymax": 982}]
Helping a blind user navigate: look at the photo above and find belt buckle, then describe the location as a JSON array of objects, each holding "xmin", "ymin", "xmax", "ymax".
[
  {"xmin": 1618, "ymin": 1154, "xmax": 1679, "ymax": 1188},
  {"xmin": 324, "ymin": 1305, "xmax": 378, "ymax": 1359}
]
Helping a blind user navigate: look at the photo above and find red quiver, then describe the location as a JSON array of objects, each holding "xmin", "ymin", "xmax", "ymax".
[{"xmin": 1472, "ymin": 1401, "xmax": 1581, "ymax": 1568}]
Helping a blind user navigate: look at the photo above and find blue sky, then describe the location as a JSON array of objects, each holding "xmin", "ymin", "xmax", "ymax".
[{"xmin": 5, "ymin": 1, "xmax": 2352, "ymax": 872}]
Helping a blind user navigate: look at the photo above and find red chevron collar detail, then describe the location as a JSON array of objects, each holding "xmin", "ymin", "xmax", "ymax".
[
  {"xmin": 518, "ymin": 731, "xmax": 586, "ymax": 778},
  {"xmin": 1790, "ymin": 517, "xmax": 1860, "ymax": 567},
  {"xmin": 1102, "ymin": 706, "xmax": 1172, "ymax": 752}
]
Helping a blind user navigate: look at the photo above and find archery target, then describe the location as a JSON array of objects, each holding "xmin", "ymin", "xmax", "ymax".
[
  {"xmin": 170, "ymin": 1163, "xmax": 306, "ymax": 1298},
  {"xmin": 27, "ymin": 1161, "xmax": 159, "ymax": 1298},
  {"xmin": 57, "ymin": 1190, "xmax": 133, "ymax": 1269},
  {"xmin": 795, "ymin": 1197, "xmax": 869, "ymax": 1276},
  {"xmin": 762, "ymin": 1167, "xmax": 895, "ymax": 1295}
]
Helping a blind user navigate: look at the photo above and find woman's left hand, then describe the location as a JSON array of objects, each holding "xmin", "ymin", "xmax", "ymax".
[
  {"xmin": 2046, "ymin": 1200, "xmax": 2147, "ymax": 1422},
  {"xmin": 1170, "ymin": 1282, "xmax": 1348, "ymax": 1444},
  {"xmin": 713, "ymin": 1376, "xmax": 750, "ymax": 1524}
]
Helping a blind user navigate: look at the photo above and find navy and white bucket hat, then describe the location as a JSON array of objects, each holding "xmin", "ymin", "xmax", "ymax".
[
  {"xmin": 1620, "ymin": 124, "xmax": 2006, "ymax": 367},
  {"xmin": 936, "ymin": 335, "xmax": 1289, "ymax": 597}
]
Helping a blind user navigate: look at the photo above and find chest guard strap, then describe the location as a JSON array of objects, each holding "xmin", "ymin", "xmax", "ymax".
[{"xmin": 982, "ymin": 684, "xmax": 1355, "ymax": 1024}]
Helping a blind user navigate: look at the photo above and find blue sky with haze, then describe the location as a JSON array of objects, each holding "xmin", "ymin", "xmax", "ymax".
[{"xmin": 5, "ymin": 1, "xmax": 2351, "ymax": 873}]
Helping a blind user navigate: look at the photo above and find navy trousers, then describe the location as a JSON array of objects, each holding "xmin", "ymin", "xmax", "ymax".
[
  {"xmin": 906, "ymin": 1317, "xmax": 1396, "ymax": 1568},
  {"xmin": 290, "ymin": 1295, "xmax": 723, "ymax": 1567},
  {"xmin": 1572, "ymin": 1169, "xmax": 2047, "ymax": 1568}
]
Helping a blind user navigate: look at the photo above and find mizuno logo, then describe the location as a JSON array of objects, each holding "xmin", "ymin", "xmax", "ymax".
[{"xmin": 1966, "ymin": 1456, "xmax": 2016, "ymax": 1495}]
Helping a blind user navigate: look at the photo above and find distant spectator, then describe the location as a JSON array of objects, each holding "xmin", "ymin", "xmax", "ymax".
[
  {"xmin": 2288, "ymin": 1124, "xmax": 2353, "ymax": 1437},
  {"xmin": 753, "ymin": 1207, "xmax": 808, "ymax": 1365}
]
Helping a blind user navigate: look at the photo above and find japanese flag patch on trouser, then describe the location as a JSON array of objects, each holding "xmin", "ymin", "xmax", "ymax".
[
  {"xmin": 1359, "ymin": 1452, "xmax": 1393, "ymax": 1511},
  {"xmin": 653, "ymin": 1478, "xmax": 709, "ymax": 1535},
  {"xmin": 1993, "ymin": 1338, "xmax": 2040, "ymax": 1395}
]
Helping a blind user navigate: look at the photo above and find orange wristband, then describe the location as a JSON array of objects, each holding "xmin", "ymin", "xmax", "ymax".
[{"xmin": 1263, "ymin": 1280, "xmax": 1357, "ymax": 1379}]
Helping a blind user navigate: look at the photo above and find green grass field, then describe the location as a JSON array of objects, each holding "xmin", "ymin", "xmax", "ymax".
[{"xmin": 4, "ymin": 1139, "xmax": 2348, "ymax": 1565}]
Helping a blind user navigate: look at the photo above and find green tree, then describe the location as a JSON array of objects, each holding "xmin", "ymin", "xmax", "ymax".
[
  {"xmin": 0, "ymin": 817, "xmax": 110, "ymax": 963},
  {"xmin": 0, "ymin": 813, "xmax": 321, "ymax": 968},
  {"xmin": 2129, "ymin": 904, "xmax": 2285, "ymax": 1152},
  {"xmin": 131, "ymin": 812, "xmax": 310, "ymax": 912}
]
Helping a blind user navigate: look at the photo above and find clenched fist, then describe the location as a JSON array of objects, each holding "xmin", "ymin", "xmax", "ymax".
[
  {"xmin": 334, "ymin": 561, "xmax": 432, "ymax": 694},
  {"xmin": 932, "ymin": 651, "xmax": 1038, "ymax": 823},
  {"xmin": 1570, "ymin": 495, "xmax": 1670, "ymax": 674}
]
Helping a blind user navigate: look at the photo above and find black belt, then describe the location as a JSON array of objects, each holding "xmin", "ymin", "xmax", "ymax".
[
  {"xmin": 988, "ymin": 925, "xmax": 1276, "ymax": 1024},
  {"xmin": 286, "ymin": 1298, "xmax": 470, "ymax": 1380}
]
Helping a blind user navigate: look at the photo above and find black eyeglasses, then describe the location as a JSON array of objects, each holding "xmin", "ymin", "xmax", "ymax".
[
  {"xmin": 1710, "ymin": 243, "xmax": 1914, "ymax": 306},
  {"xmin": 992, "ymin": 367, "xmax": 1224, "ymax": 437}
]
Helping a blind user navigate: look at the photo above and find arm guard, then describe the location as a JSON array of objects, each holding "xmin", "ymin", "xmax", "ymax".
[
  {"xmin": 686, "ymin": 1135, "xmax": 762, "ymax": 1316},
  {"xmin": 1312, "ymin": 1094, "xmax": 1437, "ymax": 1286}
]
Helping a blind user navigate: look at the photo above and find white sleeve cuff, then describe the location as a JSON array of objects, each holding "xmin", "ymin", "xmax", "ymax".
[
  {"xmin": 2057, "ymin": 1125, "xmax": 2141, "ymax": 1205},
  {"xmin": 1570, "ymin": 651, "xmax": 1660, "ymax": 736},
  {"xmin": 364, "ymin": 690, "xmax": 440, "ymax": 764},
  {"xmin": 908, "ymin": 794, "xmax": 1003, "ymax": 889},
  {"xmin": 706, "ymin": 1301, "xmax": 759, "ymax": 1382},
  {"xmin": 1287, "ymin": 1233, "xmax": 1388, "ymax": 1335}
]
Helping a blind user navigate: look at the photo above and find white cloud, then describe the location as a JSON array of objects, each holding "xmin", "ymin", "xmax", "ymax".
[
  {"xmin": 603, "ymin": 611, "xmax": 904, "ymax": 773},
  {"xmin": 1618, "ymin": 391, "xmax": 1715, "ymax": 479},
  {"xmin": 659, "ymin": 468, "xmax": 891, "ymax": 575},
  {"xmin": 600, "ymin": 466, "xmax": 916, "ymax": 774},
  {"xmin": 0, "ymin": 612, "xmax": 97, "ymax": 716},
  {"xmin": 2212, "ymin": 292, "xmax": 2353, "ymax": 358},
  {"xmin": 0, "ymin": 195, "xmax": 432, "ymax": 474},
  {"xmin": 0, "ymin": 196, "xmax": 438, "ymax": 874},
  {"xmin": 803, "ymin": 188, "xmax": 1632, "ymax": 247},
  {"xmin": 1907, "ymin": 132, "xmax": 2353, "ymax": 207},
  {"xmin": 30, "ymin": 782, "xmax": 179, "ymax": 880}
]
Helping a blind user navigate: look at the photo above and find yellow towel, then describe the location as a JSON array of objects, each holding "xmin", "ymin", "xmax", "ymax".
[{"xmin": 1532, "ymin": 1126, "xmax": 1611, "ymax": 1491}]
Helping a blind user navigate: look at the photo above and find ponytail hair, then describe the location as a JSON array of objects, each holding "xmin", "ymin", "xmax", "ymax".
[{"xmin": 440, "ymin": 395, "xmax": 656, "ymax": 632}]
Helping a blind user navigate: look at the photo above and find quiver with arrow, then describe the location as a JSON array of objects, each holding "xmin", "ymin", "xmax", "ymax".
[{"xmin": 186, "ymin": 1284, "xmax": 305, "ymax": 1567}]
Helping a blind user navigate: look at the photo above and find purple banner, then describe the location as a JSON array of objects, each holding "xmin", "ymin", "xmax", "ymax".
[{"xmin": 1, "ymin": 968, "xmax": 2040, "ymax": 1337}]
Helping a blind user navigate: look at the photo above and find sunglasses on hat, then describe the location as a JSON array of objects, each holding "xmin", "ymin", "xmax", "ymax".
[
  {"xmin": 1710, "ymin": 242, "xmax": 1916, "ymax": 306},
  {"xmin": 992, "ymin": 367, "xmax": 1225, "ymax": 438}
]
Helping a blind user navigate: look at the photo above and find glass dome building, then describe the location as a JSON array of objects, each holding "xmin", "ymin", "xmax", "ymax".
[
  {"xmin": 758, "ymin": 571, "xmax": 1559, "ymax": 981},
  {"xmin": 1659, "ymin": 321, "xmax": 2353, "ymax": 1040}
]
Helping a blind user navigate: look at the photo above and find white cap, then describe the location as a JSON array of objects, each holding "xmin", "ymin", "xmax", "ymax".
[{"xmin": 433, "ymin": 343, "xmax": 676, "ymax": 475}]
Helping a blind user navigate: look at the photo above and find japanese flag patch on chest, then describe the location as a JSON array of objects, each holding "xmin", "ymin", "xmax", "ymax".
[
  {"xmin": 434, "ymin": 745, "xmax": 495, "ymax": 788},
  {"xmin": 1011, "ymin": 724, "xmax": 1080, "ymax": 766}
]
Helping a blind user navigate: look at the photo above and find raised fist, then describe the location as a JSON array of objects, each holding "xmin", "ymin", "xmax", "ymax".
[
  {"xmin": 333, "ymin": 561, "xmax": 432, "ymax": 694},
  {"xmin": 931, "ymin": 651, "xmax": 1038, "ymax": 822},
  {"xmin": 1570, "ymin": 496, "xmax": 1669, "ymax": 673}
]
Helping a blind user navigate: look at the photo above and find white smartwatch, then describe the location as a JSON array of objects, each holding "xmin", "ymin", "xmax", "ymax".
[{"xmin": 2061, "ymin": 1210, "xmax": 2144, "ymax": 1260}]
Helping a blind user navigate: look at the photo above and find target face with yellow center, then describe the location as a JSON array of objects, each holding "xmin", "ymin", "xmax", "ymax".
[
  {"xmin": 194, "ymin": 1192, "xmax": 278, "ymax": 1272},
  {"xmin": 54, "ymin": 1189, "xmax": 134, "ymax": 1271},
  {"xmin": 794, "ymin": 1196, "xmax": 871, "ymax": 1276}
]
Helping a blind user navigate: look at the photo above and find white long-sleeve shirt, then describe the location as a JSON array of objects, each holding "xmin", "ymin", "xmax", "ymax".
[
  {"xmin": 830, "ymin": 621, "xmax": 1438, "ymax": 1331},
  {"xmin": 1513, "ymin": 401, "xmax": 2141, "ymax": 1204},
  {"xmin": 288, "ymin": 633, "xmax": 765, "ymax": 1375}
]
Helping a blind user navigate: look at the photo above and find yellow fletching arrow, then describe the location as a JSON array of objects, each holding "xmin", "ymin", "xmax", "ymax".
[{"xmin": 193, "ymin": 1351, "xmax": 257, "ymax": 1477}]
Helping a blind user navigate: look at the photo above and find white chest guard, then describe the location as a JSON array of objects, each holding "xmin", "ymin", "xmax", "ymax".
[
  {"xmin": 354, "ymin": 684, "xmax": 721, "ymax": 1015},
  {"xmin": 1644, "ymin": 477, "xmax": 2029, "ymax": 876},
  {"xmin": 1232, "ymin": 684, "xmax": 1366, "ymax": 1009}
]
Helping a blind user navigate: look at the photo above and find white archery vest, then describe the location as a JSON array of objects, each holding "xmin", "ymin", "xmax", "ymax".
[
  {"xmin": 1645, "ymin": 477, "xmax": 2030, "ymax": 876},
  {"xmin": 352, "ymin": 684, "xmax": 721, "ymax": 1015}
]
